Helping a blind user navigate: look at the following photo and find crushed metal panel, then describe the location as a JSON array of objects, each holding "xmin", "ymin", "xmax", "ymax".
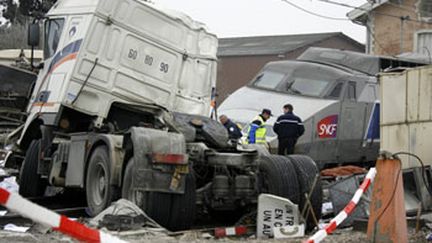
[
  {"xmin": 0, "ymin": 64, "xmax": 36, "ymax": 111},
  {"xmin": 64, "ymin": 135, "xmax": 88, "ymax": 187},
  {"xmin": 129, "ymin": 127, "xmax": 187, "ymax": 194},
  {"xmin": 328, "ymin": 174, "xmax": 373, "ymax": 227}
]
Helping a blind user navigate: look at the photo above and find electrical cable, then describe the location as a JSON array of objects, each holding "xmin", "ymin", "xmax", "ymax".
[
  {"xmin": 317, "ymin": 0, "xmax": 432, "ymax": 25},
  {"xmin": 71, "ymin": 58, "xmax": 98, "ymax": 105},
  {"xmin": 364, "ymin": 23, "xmax": 396, "ymax": 57},
  {"xmin": 373, "ymin": 151, "xmax": 432, "ymax": 232},
  {"xmin": 386, "ymin": 1, "xmax": 432, "ymax": 17},
  {"xmin": 386, "ymin": 1, "xmax": 419, "ymax": 12},
  {"xmin": 392, "ymin": 151, "xmax": 432, "ymax": 196},
  {"xmin": 280, "ymin": 0, "xmax": 348, "ymax": 21},
  {"xmin": 373, "ymin": 158, "xmax": 401, "ymax": 226}
]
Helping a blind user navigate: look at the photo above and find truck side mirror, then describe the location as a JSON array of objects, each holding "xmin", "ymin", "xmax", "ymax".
[{"xmin": 27, "ymin": 23, "xmax": 40, "ymax": 47}]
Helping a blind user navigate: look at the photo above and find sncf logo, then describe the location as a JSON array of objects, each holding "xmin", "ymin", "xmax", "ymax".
[{"xmin": 317, "ymin": 115, "xmax": 338, "ymax": 138}]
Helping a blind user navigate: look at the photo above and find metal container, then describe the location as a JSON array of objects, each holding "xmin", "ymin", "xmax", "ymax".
[
  {"xmin": 380, "ymin": 66, "xmax": 432, "ymax": 210},
  {"xmin": 381, "ymin": 66, "xmax": 432, "ymax": 169}
]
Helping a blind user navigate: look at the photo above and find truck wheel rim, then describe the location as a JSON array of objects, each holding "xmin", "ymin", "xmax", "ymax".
[
  {"xmin": 128, "ymin": 188, "xmax": 146, "ymax": 208},
  {"xmin": 92, "ymin": 162, "xmax": 107, "ymax": 205}
]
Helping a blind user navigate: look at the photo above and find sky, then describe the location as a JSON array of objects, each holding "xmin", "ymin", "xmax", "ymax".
[
  {"xmin": 0, "ymin": 0, "xmax": 369, "ymax": 42},
  {"xmin": 155, "ymin": 0, "xmax": 368, "ymax": 43}
]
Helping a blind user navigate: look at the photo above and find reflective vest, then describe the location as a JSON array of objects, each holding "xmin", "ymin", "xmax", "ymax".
[{"xmin": 246, "ymin": 115, "xmax": 267, "ymax": 144}]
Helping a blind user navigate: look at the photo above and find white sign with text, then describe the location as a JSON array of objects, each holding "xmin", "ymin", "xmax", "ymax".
[{"xmin": 256, "ymin": 193, "xmax": 300, "ymax": 238}]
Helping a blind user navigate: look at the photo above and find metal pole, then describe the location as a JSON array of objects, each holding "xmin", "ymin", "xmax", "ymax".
[
  {"xmin": 400, "ymin": 17, "xmax": 404, "ymax": 54},
  {"xmin": 400, "ymin": 16, "xmax": 410, "ymax": 55}
]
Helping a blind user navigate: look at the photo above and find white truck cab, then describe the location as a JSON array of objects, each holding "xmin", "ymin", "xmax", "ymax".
[{"xmin": 21, "ymin": 0, "xmax": 217, "ymax": 147}]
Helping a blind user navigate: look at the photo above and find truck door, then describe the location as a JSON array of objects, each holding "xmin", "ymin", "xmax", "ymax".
[{"xmin": 337, "ymin": 81, "xmax": 367, "ymax": 163}]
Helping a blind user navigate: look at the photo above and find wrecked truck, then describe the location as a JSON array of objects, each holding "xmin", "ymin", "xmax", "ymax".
[
  {"xmin": 0, "ymin": 50, "xmax": 40, "ymax": 166},
  {"xmin": 6, "ymin": 0, "xmax": 322, "ymax": 231}
]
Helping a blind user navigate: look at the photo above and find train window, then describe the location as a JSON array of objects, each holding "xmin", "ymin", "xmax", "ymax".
[
  {"xmin": 288, "ymin": 78, "xmax": 330, "ymax": 96},
  {"xmin": 348, "ymin": 81, "xmax": 356, "ymax": 100},
  {"xmin": 328, "ymin": 82, "xmax": 343, "ymax": 98},
  {"xmin": 252, "ymin": 71, "xmax": 285, "ymax": 89},
  {"xmin": 358, "ymin": 84, "xmax": 377, "ymax": 102}
]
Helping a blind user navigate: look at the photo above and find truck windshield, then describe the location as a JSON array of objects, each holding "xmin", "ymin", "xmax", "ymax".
[{"xmin": 44, "ymin": 18, "xmax": 65, "ymax": 59}]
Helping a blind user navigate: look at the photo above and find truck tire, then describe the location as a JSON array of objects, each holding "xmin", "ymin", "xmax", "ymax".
[
  {"xmin": 121, "ymin": 157, "xmax": 171, "ymax": 227},
  {"xmin": 19, "ymin": 139, "xmax": 47, "ymax": 197},
  {"xmin": 122, "ymin": 158, "xmax": 196, "ymax": 231},
  {"xmin": 86, "ymin": 146, "xmax": 115, "ymax": 216},
  {"xmin": 258, "ymin": 155, "xmax": 300, "ymax": 205},
  {"xmin": 287, "ymin": 155, "xmax": 322, "ymax": 231},
  {"xmin": 168, "ymin": 171, "xmax": 196, "ymax": 230}
]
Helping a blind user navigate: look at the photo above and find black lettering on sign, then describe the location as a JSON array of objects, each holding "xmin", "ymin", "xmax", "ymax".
[
  {"xmin": 275, "ymin": 208, "xmax": 283, "ymax": 220},
  {"xmin": 286, "ymin": 215, "xmax": 294, "ymax": 225},
  {"xmin": 128, "ymin": 49, "xmax": 138, "ymax": 60},
  {"xmin": 263, "ymin": 210, "xmax": 272, "ymax": 222},
  {"xmin": 285, "ymin": 205, "xmax": 293, "ymax": 214},
  {"xmin": 160, "ymin": 62, "xmax": 169, "ymax": 73},
  {"xmin": 144, "ymin": 55, "xmax": 153, "ymax": 66},
  {"xmin": 274, "ymin": 222, "xmax": 283, "ymax": 227},
  {"xmin": 263, "ymin": 223, "xmax": 271, "ymax": 236}
]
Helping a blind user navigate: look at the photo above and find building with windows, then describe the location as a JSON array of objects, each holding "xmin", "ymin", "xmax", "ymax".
[{"xmin": 348, "ymin": 0, "xmax": 432, "ymax": 56}]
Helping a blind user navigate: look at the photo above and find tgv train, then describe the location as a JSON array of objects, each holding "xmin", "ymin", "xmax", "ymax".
[{"xmin": 218, "ymin": 47, "xmax": 425, "ymax": 167}]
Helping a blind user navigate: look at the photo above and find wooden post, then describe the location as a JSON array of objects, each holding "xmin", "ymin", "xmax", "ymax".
[{"xmin": 367, "ymin": 158, "xmax": 408, "ymax": 243}]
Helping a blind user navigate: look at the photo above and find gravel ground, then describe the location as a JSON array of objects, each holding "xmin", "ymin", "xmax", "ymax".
[
  {"xmin": 0, "ymin": 171, "xmax": 429, "ymax": 242},
  {"xmin": 0, "ymin": 223, "xmax": 429, "ymax": 243}
]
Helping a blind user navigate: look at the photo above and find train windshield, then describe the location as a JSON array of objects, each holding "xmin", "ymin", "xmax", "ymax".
[
  {"xmin": 287, "ymin": 77, "xmax": 330, "ymax": 96},
  {"xmin": 253, "ymin": 71, "xmax": 286, "ymax": 89},
  {"xmin": 251, "ymin": 62, "xmax": 347, "ymax": 98}
]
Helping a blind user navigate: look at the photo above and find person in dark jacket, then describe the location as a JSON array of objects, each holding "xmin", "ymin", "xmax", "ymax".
[
  {"xmin": 219, "ymin": 115, "xmax": 242, "ymax": 140},
  {"xmin": 273, "ymin": 104, "xmax": 305, "ymax": 155}
]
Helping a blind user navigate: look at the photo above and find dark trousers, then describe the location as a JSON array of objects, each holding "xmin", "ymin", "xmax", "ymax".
[{"xmin": 278, "ymin": 137, "xmax": 297, "ymax": 155}]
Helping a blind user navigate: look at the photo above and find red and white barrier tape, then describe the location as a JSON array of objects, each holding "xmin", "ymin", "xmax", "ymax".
[
  {"xmin": 214, "ymin": 225, "xmax": 248, "ymax": 237},
  {"xmin": 0, "ymin": 187, "xmax": 126, "ymax": 243},
  {"xmin": 306, "ymin": 167, "xmax": 377, "ymax": 243}
]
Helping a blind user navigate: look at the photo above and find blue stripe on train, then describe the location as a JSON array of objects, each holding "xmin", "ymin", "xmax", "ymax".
[{"xmin": 366, "ymin": 102, "xmax": 380, "ymax": 141}]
